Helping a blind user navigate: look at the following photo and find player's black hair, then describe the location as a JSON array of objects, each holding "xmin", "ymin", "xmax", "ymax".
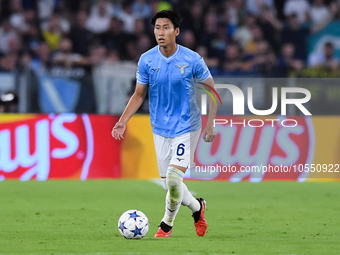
[
  {"xmin": 151, "ymin": 10, "xmax": 182, "ymax": 29},
  {"xmin": 325, "ymin": 42, "xmax": 334, "ymax": 48}
]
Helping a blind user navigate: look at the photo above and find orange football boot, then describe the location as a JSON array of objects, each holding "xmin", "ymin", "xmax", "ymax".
[
  {"xmin": 154, "ymin": 222, "xmax": 172, "ymax": 237},
  {"xmin": 193, "ymin": 198, "xmax": 207, "ymax": 236}
]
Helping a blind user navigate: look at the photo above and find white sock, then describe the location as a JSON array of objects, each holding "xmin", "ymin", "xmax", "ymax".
[
  {"xmin": 161, "ymin": 177, "xmax": 168, "ymax": 191},
  {"xmin": 161, "ymin": 167, "xmax": 184, "ymax": 226},
  {"xmin": 181, "ymin": 182, "xmax": 200, "ymax": 213}
]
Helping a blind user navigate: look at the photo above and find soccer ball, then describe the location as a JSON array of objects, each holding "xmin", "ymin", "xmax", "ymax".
[{"xmin": 118, "ymin": 210, "xmax": 149, "ymax": 239}]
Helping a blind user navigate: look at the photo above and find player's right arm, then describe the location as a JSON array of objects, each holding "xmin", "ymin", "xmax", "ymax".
[
  {"xmin": 111, "ymin": 83, "xmax": 147, "ymax": 140},
  {"xmin": 112, "ymin": 54, "xmax": 149, "ymax": 140}
]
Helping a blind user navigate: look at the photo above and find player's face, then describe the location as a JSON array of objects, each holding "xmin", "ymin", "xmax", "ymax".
[{"xmin": 154, "ymin": 18, "xmax": 179, "ymax": 47}]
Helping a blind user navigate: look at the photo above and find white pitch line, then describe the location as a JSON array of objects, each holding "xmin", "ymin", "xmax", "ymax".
[
  {"xmin": 45, "ymin": 253, "xmax": 212, "ymax": 255},
  {"xmin": 150, "ymin": 179, "xmax": 197, "ymax": 196}
]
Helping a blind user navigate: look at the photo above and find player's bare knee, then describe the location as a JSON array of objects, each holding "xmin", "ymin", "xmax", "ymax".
[{"xmin": 169, "ymin": 164, "xmax": 187, "ymax": 173}]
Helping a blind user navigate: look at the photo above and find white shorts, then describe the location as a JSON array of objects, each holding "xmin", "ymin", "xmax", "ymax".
[{"xmin": 153, "ymin": 130, "xmax": 201, "ymax": 178}]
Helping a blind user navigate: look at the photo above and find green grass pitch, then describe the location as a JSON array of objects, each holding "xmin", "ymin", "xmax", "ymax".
[{"xmin": 0, "ymin": 180, "xmax": 339, "ymax": 255}]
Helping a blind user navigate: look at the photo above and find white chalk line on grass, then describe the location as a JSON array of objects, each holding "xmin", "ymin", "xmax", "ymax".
[
  {"xmin": 150, "ymin": 179, "xmax": 197, "ymax": 196},
  {"xmin": 17, "ymin": 253, "xmax": 245, "ymax": 255},
  {"xmin": 44, "ymin": 253, "xmax": 304, "ymax": 255},
  {"xmin": 0, "ymin": 253, "xmax": 207, "ymax": 255},
  {"xmin": 0, "ymin": 252, "xmax": 304, "ymax": 255}
]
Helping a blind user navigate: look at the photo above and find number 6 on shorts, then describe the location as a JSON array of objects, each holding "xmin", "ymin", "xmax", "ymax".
[{"xmin": 176, "ymin": 143, "xmax": 185, "ymax": 156}]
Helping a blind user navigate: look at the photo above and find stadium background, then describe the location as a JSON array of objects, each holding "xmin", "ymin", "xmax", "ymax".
[
  {"xmin": 0, "ymin": 0, "xmax": 340, "ymax": 254},
  {"xmin": 0, "ymin": 0, "xmax": 339, "ymax": 180}
]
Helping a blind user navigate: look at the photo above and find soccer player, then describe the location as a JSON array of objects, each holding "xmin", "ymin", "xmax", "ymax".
[{"xmin": 111, "ymin": 10, "xmax": 217, "ymax": 237}]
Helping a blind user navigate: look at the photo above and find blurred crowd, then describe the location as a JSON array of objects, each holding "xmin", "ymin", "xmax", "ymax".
[
  {"xmin": 0, "ymin": 90, "xmax": 19, "ymax": 113},
  {"xmin": 0, "ymin": 0, "xmax": 340, "ymax": 103}
]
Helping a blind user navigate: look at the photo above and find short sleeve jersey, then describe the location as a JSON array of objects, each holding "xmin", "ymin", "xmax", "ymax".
[{"xmin": 136, "ymin": 44, "xmax": 211, "ymax": 138}]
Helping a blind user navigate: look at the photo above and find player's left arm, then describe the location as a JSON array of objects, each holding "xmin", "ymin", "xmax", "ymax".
[
  {"xmin": 202, "ymin": 76, "xmax": 217, "ymax": 142},
  {"xmin": 194, "ymin": 53, "xmax": 218, "ymax": 143}
]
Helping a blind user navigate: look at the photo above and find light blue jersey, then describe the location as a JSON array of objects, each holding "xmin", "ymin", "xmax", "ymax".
[{"xmin": 137, "ymin": 44, "xmax": 211, "ymax": 138}]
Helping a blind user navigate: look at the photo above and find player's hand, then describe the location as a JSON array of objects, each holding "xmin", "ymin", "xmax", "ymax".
[
  {"xmin": 111, "ymin": 121, "xmax": 126, "ymax": 140},
  {"xmin": 202, "ymin": 124, "xmax": 216, "ymax": 142}
]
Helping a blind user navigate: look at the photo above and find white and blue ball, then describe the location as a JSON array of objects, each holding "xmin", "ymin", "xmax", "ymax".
[{"xmin": 118, "ymin": 210, "xmax": 149, "ymax": 239}]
